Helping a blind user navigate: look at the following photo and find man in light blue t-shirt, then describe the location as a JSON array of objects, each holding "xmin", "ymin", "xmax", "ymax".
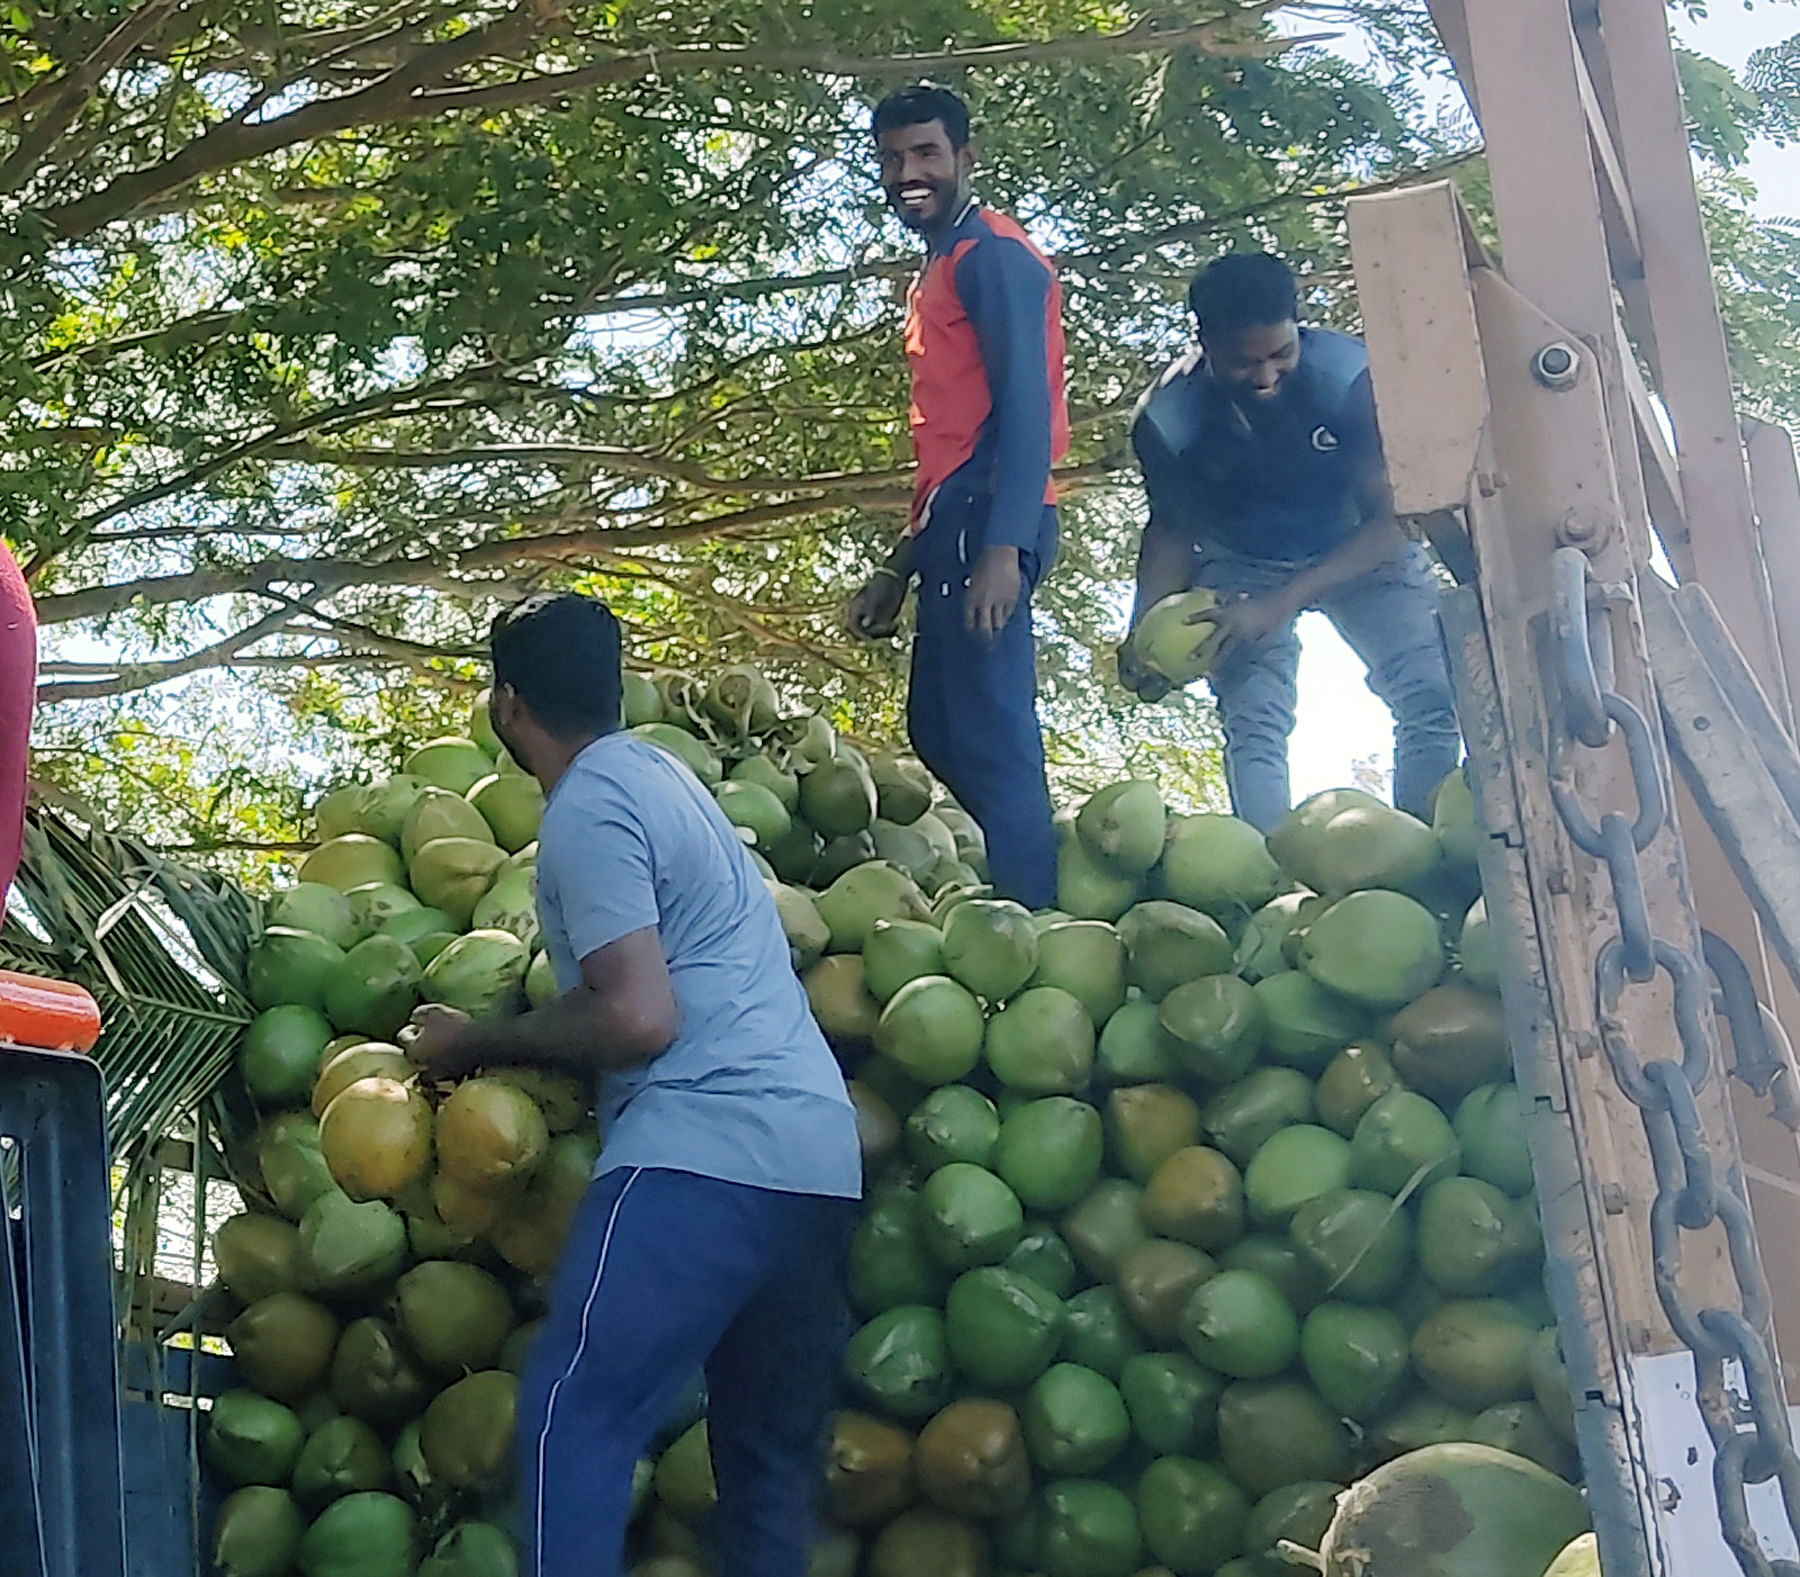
[{"xmin": 406, "ymin": 593, "xmax": 861, "ymax": 1577}]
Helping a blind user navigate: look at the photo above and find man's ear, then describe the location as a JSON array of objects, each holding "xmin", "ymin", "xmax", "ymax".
[{"xmin": 958, "ymin": 139, "xmax": 976, "ymax": 178}]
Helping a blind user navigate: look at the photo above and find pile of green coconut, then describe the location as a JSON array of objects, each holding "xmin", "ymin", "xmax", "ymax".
[{"xmin": 198, "ymin": 664, "xmax": 1596, "ymax": 1577}]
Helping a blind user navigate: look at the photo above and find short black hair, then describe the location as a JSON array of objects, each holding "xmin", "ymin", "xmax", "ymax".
[
  {"xmin": 490, "ymin": 593, "xmax": 623, "ymax": 738},
  {"xmin": 1188, "ymin": 253, "xmax": 1299, "ymax": 341},
  {"xmin": 872, "ymin": 82, "xmax": 971, "ymax": 150}
]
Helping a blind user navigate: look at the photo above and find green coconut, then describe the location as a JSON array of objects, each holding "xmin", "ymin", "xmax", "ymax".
[
  {"xmin": 1057, "ymin": 829, "xmax": 1143, "ymax": 922},
  {"xmin": 1076, "ymin": 780, "xmax": 1167, "ymax": 878},
  {"xmin": 1033, "ymin": 920, "xmax": 1128, "ymax": 1027},
  {"xmin": 313, "ymin": 785, "xmax": 368, "ymax": 843},
  {"xmin": 730, "ymin": 753, "xmax": 801, "ymax": 812},
  {"xmin": 249, "ymin": 929, "xmax": 348, "ymax": 1015},
  {"xmin": 1411, "ymin": 1300, "xmax": 1538, "ymax": 1411},
  {"xmin": 1118, "ymin": 902, "xmax": 1233, "ymax": 1002},
  {"xmin": 1318, "ymin": 1442, "xmax": 1588, "ymax": 1577},
  {"xmin": 420, "ymin": 1521, "xmax": 520, "ymax": 1577},
  {"xmin": 205, "ymin": 1391, "xmax": 307, "ymax": 1488},
  {"xmin": 1180, "ymin": 1269, "xmax": 1300, "ymax": 1380},
  {"xmin": 292, "ymin": 1416, "xmax": 392, "ymax": 1513},
  {"xmin": 1130, "ymin": 586, "xmax": 1224, "ymax": 688},
  {"xmin": 242, "ymin": 1004, "xmax": 337, "ymax": 1105},
  {"xmin": 907, "ymin": 1085, "xmax": 1001, "ymax": 1172},
  {"xmin": 715, "ymin": 779, "xmax": 792, "ymax": 851},
  {"xmin": 402, "ymin": 787, "xmax": 496, "ymax": 863},
  {"xmin": 1024, "ymin": 1363, "xmax": 1133, "ymax": 1475},
  {"xmin": 353, "ymin": 775, "xmax": 432, "ymax": 850},
  {"xmin": 768, "ymin": 882, "xmax": 831, "ymax": 972},
  {"xmin": 267, "ymin": 884, "xmax": 358, "ymax": 949},
  {"xmin": 863, "ymin": 916, "xmax": 946, "ymax": 1002},
  {"xmin": 993, "ymin": 1097, "xmax": 1104, "ymax": 1212},
  {"xmin": 1105, "ymin": 1083, "xmax": 1203, "ymax": 1185},
  {"xmin": 1300, "ymin": 889, "xmax": 1446, "ymax": 1009},
  {"xmin": 421, "ymin": 928, "xmax": 530, "ymax": 1018},
  {"xmin": 1234, "ymin": 892, "xmax": 1313, "ymax": 983},
  {"xmin": 227, "ymin": 1291, "xmax": 340, "ymax": 1404},
  {"xmin": 1159, "ymin": 974, "xmax": 1266, "ymax": 1085},
  {"xmin": 300, "ymin": 835, "xmax": 407, "ymax": 895},
  {"xmin": 872, "ymin": 754, "xmax": 934, "ymax": 825},
  {"xmin": 1389, "ymin": 983, "xmax": 1513, "ymax": 1103},
  {"xmin": 817, "ymin": 861, "xmax": 932, "ymax": 954},
  {"xmin": 470, "ymin": 866, "xmax": 539, "ymax": 951},
  {"xmin": 801, "ymin": 755, "xmax": 879, "ymax": 838},
  {"xmin": 920, "ymin": 1162, "xmax": 1024, "ymax": 1270},
  {"xmin": 984, "ymin": 986, "xmax": 1096, "ymax": 1095},
  {"xmin": 1140, "ymin": 1145, "xmax": 1246, "ymax": 1252},
  {"xmin": 407, "ymin": 737, "xmax": 494, "ymax": 794},
  {"xmin": 1097, "ymin": 997, "xmax": 1185, "ymax": 1084},
  {"xmin": 1418, "ymin": 1177, "xmax": 1542, "ymax": 1296},
  {"xmin": 1137, "ymin": 1455, "xmax": 1249, "ymax": 1576},
  {"xmin": 318, "ymin": 1077, "xmax": 433, "ymax": 1201},
  {"xmin": 296, "ymin": 1491, "xmax": 418, "ymax": 1577},
  {"xmin": 1455, "ymin": 1083, "xmax": 1535, "ymax": 1197},
  {"xmin": 467, "ymin": 773, "xmax": 544, "ymax": 854},
  {"xmin": 395, "ymin": 1260, "xmax": 515, "ymax": 1378},
  {"xmin": 1158, "ymin": 813, "xmax": 1282, "ymax": 922},
  {"xmin": 330, "ymin": 1318, "xmax": 435, "ymax": 1427},
  {"xmin": 1243, "ymin": 1124, "xmax": 1353, "ymax": 1228},
  {"xmin": 634, "ymin": 723, "xmax": 724, "ymax": 786},
  {"xmin": 215, "ymin": 1212, "xmax": 304, "ymax": 1305},
  {"xmin": 845, "ymin": 1305, "xmax": 953, "ymax": 1420},
  {"xmin": 297, "ymin": 1192, "xmax": 409, "ymax": 1299},
  {"xmin": 1268, "ymin": 789, "xmax": 1443, "ymax": 897},
  {"xmin": 211, "ymin": 1486, "xmax": 305, "ymax": 1577},
  {"xmin": 1350, "ymin": 1090, "xmax": 1463, "ymax": 1196},
  {"xmin": 419, "ymin": 1371, "xmax": 518, "ymax": 1490},
  {"xmin": 1458, "ymin": 898, "xmax": 1501, "ymax": 992},
  {"xmin": 942, "ymin": 899, "xmax": 1041, "ymax": 1001},
  {"xmin": 877, "ymin": 975, "xmax": 987, "ymax": 1086},
  {"xmin": 1291, "ymin": 1188, "xmax": 1415, "ymax": 1303},
  {"xmin": 1252, "ymin": 972, "xmax": 1366, "ymax": 1073},
  {"xmin": 805, "ymin": 954, "xmax": 882, "ymax": 1043},
  {"xmin": 1301, "ymin": 1302, "xmax": 1411, "ymax": 1420},
  {"xmin": 408, "ymin": 838, "xmax": 506, "ymax": 929},
  {"xmin": 1316, "ymin": 1043, "xmax": 1405, "ymax": 1139},
  {"xmin": 342, "ymin": 882, "xmax": 423, "ymax": 943},
  {"xmin": 704, "ymin": 662, "xmax": 782, "ymax": 735},
  {"xmin": 324, "ymin": 935, "xmax": 422, "ymax": 1040}
]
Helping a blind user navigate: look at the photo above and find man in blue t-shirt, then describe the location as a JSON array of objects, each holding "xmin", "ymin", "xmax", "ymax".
[
  {"xmin": 406, "ymin": 593, "xmax": 861, "ymax": 1577},
  {"xmin": 1117, "ymin": 253, "xmax": 1460, "ymax": 832}
]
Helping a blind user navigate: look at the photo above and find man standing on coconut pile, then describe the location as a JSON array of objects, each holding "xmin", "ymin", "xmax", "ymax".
[
  {"xmin": 848, "ymin": 81, "xmax": 1067, "ymax": 910},
  {"xmin": 404, "ymin": 592, "xmax": 861, "ymax": 1577},
  {"xmin": 1117, "ymin": 252, "xmax": 1461, "ymax": 833}
]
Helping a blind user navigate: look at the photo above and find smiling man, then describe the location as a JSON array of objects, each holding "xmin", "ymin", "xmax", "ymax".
[
  {"xmin": 847, "ymin": 81, "xmax": 1067, "ymax": 910},
  {"xmin": 1118, "ymin": 252, "xmax": 1460, "ymax": 832}
]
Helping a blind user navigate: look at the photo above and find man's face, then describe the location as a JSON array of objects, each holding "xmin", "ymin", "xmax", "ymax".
[
  {"xmin": 1203, "ymin": 320, "xmax": 1302, "ymax": 403},
  {"xmin": 878, "ymin": 118, "xmax": 970, "ymax": 232}
]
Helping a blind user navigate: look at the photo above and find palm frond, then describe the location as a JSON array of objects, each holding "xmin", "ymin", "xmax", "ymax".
[{"xmin": 2, "ymin": 806, "xmax": 258, "ymax": 1166}]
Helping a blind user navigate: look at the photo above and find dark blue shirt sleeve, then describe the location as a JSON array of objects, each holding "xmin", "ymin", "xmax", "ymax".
[{"xmin": 955, "ymin": 236, "xmax": 1054, "ymax": 553}]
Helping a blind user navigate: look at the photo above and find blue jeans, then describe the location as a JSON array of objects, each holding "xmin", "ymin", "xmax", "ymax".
[
  {"xmin": 1195, "ymin": 541, "xmax": 1461, "ymax": 833},
  {"xmin": 908, "ymin": 484, "xmax": 1060, "ymax": 909},
  {"xmin": 517, "ymin": 1167, "xmax": 857, "ymax": 1577}
]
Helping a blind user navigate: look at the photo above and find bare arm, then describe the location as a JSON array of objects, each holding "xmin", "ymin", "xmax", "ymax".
[{"xmin": 407, "ymin": 927, "xmax": 678, "ymax": 1082}]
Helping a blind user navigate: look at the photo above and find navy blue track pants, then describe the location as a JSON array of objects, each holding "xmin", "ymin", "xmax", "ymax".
[{"xmin": 515, "ymin": 1166, "xmax": 857, "ymax": 1577}]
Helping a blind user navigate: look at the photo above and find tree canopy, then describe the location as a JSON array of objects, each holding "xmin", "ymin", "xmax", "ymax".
[{"xmin": 5, "ymin": 0, "xmax": 1797, "ymax": 873}]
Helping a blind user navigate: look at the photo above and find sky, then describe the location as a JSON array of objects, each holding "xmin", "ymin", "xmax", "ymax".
[{"xmin": 1284, "ymin": 1, "xmax": 1800, "ymax": 803}]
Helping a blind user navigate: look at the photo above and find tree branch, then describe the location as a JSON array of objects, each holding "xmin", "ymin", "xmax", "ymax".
[
  {"xmin": 34, "ymin": 604, "xmax": 299, "ymax": 703},
  {"xmin": 39, "ymin": 4, "xmax": 1317, "ymax": 240}
]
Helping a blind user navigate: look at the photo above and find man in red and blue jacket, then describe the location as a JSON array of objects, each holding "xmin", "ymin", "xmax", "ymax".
[{"xmin": 849, "ymin": 82, "xmax": 1067, "ymax": 910}]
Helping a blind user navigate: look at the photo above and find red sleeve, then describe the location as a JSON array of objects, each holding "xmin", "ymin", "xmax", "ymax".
[{"xmin": 0, "ymin": 543, "xmax": 35, "ymax": 905}]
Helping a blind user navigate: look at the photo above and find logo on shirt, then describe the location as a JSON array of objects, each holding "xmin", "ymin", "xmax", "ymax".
[{"xmin": 1311, "ymin": 425, "xmax": 1340, "ymax": 453}]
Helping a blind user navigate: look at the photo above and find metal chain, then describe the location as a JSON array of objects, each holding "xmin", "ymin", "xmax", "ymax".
[{"xmin": 1548, "ymin": 545, "xmax": 1800, "ymax": 1577}]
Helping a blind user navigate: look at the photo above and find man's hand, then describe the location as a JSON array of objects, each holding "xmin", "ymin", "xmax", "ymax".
[
  {"xmin": 1206, "ymin": 591, "xmax": 1298, "ymax": 665},
  {"xmin": 1115, "ymin": 631, "xmax": 1172, "ymax": 703},
  {"xmin": 965, "ymin": 545, "xmax": 1022, "ymax": 639},
  {"xmin": 402, "ymin": 1003, "xmax": 479, "ymax": 1083},
  {"xmin": 847, "ymin": 571, "xmax": 906, "ymax": 641}
]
